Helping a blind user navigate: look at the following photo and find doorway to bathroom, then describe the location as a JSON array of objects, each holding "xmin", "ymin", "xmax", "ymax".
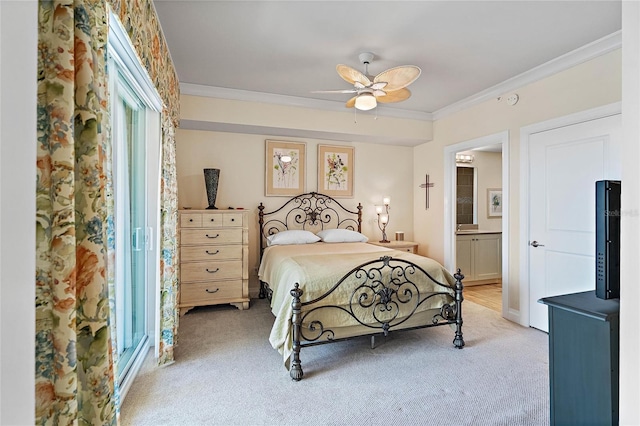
[{"xmin": 444, "ymin": 131, "xmax": 511, "ymax": 321}]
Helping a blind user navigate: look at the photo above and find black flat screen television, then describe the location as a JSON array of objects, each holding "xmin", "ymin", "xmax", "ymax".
[{"xmin": 595, "ymin": 180, "xmax": 621, "ymax": 300}]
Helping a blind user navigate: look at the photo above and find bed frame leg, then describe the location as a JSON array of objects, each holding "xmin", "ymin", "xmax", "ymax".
[
  {"xmin": 453, "ymin": 269, "xmax": 465, "ymax": 349},
  {"xmin": 290, "ymin": 284, "xmax": 304, "ymax": 381},
  {"xmin": 259, "ymin": 281, "xmax": 267, "ymax": 299}
]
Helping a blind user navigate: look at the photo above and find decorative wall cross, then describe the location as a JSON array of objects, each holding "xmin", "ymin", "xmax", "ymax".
[{"xmin": 419, "ymin": 174, "xmax": 435, "ymax": 209}]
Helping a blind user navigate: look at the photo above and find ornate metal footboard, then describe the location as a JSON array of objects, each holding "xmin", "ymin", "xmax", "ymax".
[{"xmin": 288, "ymin": 256, "xmax": 464, "ymax": 381}]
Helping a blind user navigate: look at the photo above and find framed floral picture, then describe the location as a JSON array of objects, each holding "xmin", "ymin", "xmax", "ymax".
[
  {"xmin": 318, "ymin": 144, "xmax": 354, "ymax": 198},
  {"xmin": 265, "ymin": 140, "xmax": 306, "ymax": 196},
  {"xmin": 487, "ymin": 188, "xmax": 503, "ymax": 218}
]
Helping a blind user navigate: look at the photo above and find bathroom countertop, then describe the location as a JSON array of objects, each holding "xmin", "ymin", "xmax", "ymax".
[{"xmin": 455, "ymin": 230, "xmax": 502, "ymax": 235}]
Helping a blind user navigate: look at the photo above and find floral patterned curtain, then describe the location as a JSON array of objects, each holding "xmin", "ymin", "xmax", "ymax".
[
  {"xmin": 35, "ymin": 0, "xmax": 180, "ymax": 420},
  {"xmin": 158, "ymin": 114, "xmax": 179, "ymax": 365},
  {"xmin": 36, "ymin": 1, "xmax": 117, "ymax": 424}
]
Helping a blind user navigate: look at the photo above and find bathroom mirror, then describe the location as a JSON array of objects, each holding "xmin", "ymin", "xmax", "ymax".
[{"xmin": 456, "ymin": 165, "xmax": 477, "ymax": 225}]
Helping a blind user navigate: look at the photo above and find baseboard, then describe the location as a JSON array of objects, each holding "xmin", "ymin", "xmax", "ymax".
[{"xmin": 464, "ymin": 279, "xmax": 502, "ymax": 286}]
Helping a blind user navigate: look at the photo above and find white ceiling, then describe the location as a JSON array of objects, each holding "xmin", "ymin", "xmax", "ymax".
[{"xmin": 154, "ymin": 1, "xmax": 621, "ymax": 117}]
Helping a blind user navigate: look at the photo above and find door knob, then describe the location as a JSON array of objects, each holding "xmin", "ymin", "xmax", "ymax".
[{"xmin": 530, "ymin": 240, "xmax": 545, "ymax": 248}]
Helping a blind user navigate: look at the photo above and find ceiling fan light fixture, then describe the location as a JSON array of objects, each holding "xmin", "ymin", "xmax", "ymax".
[
  {"xmin": 319, "ymin": 53, "xmax": 420, "ymax": 111},
  {"xmin": 355, "ymin": 93, "xmax": 377, "ymax": 111}
]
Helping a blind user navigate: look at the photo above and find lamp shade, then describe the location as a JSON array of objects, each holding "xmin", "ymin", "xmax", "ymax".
[{"xmin": 354, "ymin": 93, "xmax": 377, "ymax": 111}]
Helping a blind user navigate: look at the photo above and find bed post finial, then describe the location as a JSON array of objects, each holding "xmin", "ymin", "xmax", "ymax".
[
  {"xmin": 453, "ymin": 268, "xmax": 465, "ymax": 349},
  {"xmin": 357, "ymin": 203, "xmax": 363, "ymax": 233},
  {"xmin": 290, "ymin": 284, "xmax": 304, "ymax": 381}
]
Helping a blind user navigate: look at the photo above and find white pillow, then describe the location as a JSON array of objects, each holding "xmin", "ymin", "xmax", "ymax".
[
  {"xmin": 317, "ymin": 229, "xmax": 368, "ymax": 243},
  {"xmin": 266, "ymin": 230, "xmax": 320, "ymax": 246}
]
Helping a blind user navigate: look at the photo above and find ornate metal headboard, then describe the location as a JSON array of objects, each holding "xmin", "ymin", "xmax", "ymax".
[{"xmin": 258, "ymin": 192, "xmax": 363, "ymax": 259}]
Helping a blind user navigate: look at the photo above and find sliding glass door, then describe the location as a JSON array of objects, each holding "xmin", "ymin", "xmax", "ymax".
[
  {"xmin": 112, "ymin": 73, "xmax": 148, "ymax": 379},
  {"xmin": 108, "ymin": 15, "xmax": 162, "ymax": 397}
]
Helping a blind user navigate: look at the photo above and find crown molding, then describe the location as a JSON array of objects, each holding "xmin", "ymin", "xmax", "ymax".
[
  {"xmin": 179, "ymin": 83, "xmax": 433, "ymax": 122},
  {"xmin": 432, "ymin": 31, "xmax": 622, "ymax": 121}
]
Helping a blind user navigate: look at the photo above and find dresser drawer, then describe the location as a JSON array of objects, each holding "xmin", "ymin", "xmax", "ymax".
[
  {"xmin": 223, "ymin": 213, "xmax": 244, "ymax": 227},
  {"xmin": 181, "ymin": 228, "xmax": 243, "ymax": 245},
  {"xmin": 200, "ymin": 213, "xmax": 243, "ymax": 227},
  {"xmin": 181, "ymin": 245, "xmax": 242, "ymax": 262},
  {"xmin": 180, "ymin": 213, "xmax": 202, "ymax": 228},
  {"xmin": 180, "ymin": 280, "xmax": 243, "ymax": 305},
  {"xmin": 201, "ymin": 213, "xmax": 223, "ymax": 227},
  {"xmin": 181, "ymin": 260, "xmax": 242, "ymax": 282}
]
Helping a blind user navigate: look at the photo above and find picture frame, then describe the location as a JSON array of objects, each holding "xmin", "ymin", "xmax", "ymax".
[
  {"xmin": 318, "ymin": 144, "xmax": 354, "ymax": 198},
  {"xmin": 487, "ymin": 188, "xmax": 503, "ymax": 218},
  {"xmin": 265, "ymin": 140, "xmax": 306, "ymax": 196}
]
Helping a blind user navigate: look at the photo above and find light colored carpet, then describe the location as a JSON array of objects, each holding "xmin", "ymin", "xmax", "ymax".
[{"xmin": 121, "ymin": 298, "xmax": 549, "ymax": 425}]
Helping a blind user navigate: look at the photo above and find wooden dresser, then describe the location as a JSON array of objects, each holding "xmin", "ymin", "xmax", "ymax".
[{"xmin": 179, "ymin": 209, "xmax": 249, "ymax": 314}]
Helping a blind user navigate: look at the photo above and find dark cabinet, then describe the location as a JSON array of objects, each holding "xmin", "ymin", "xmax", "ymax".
[{"xmin": 540, "ymin": 291, "xmax": 619, "ymax": 426}]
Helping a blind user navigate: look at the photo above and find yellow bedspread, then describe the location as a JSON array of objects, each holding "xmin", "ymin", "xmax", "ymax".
[{"xmin": 258, "ymin": 242, "xmax": 456, "ymax": 366}]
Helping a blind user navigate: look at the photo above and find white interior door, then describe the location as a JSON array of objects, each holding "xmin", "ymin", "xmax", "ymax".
[{"xmin": 528, "ymin": 114, "xmax": 621, "ymax": 332}]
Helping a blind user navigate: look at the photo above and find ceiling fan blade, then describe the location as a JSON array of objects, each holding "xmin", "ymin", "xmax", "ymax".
[
  {"xmin": 345, "ymin": 96, "xmax": 357, "ymax": 108},
  {"xmin": 337, "ymin": 64, "xmax": 372, "ymax": 87},
  {"xmin": 376, "ymin": 87, "xmax": 412, "ymax": 103},
  {"xmin": 373, "ymin": 65, "xmax": 421, "ymax": 91},
  {"xmin": 311, "ymin": 89, "xmax": 358, "ymax": 94}
]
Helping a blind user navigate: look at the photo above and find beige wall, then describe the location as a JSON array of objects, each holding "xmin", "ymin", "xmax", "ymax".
[
  {"xmin": 413, "ymin": 48, "xmax": 622, "ymax": 317},
  {"xmin": 176, "ymin": 129, "xmax": 414, "ymax": 296},
  {"xmin": 180, "ymin": 95, "xmax": 433, "ymax": 145}
]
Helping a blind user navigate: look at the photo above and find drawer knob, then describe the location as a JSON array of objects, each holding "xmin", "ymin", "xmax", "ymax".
[
  {"xmin": 206, "ymin": 268, "xmax": 220, "ymax": 273},
  {"xmin": 205, "ymin": 288, "xmax": 220, "ymax": 294},
  {"xmin": 231, "ymin": 218, "xmax": 235, "ymax": 222},
  {"xmin": 206, "ymin": 249, "xmax": 220, "ymax": 255},
  {"xmin": 206, "ymin": 233, "xmax": 220, "ymax": 239},
  {"xmin": 189, "ymin": 219, "xmax": 193, "ymax": 222},
  {"xmin": 210, "ymin": 218, "xmax": 215, "ymax": 222}
]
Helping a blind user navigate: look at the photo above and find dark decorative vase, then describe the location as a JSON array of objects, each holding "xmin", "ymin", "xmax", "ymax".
[{"xmin": 204, "ymin": 168, "xmax": 220, "ymax": 210}]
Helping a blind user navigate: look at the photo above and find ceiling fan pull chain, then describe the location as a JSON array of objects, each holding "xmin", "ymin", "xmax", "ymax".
[{"xmin": 354, "ymin": 105, "xmax": 357, "ymax": 123}]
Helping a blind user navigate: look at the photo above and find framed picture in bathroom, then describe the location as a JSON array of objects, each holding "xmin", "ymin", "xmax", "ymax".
[{"xmin": 487, "ymin": 188, "xmax": 502, "ymax": 218}]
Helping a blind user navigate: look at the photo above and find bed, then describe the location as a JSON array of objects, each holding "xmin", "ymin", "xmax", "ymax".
[{"xmin": 258, "ymin": 192, "xmax": 464, "ymax": 380}]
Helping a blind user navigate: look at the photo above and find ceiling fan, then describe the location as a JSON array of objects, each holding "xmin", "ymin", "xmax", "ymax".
[{"xmin": 313, "ymin": 52, "xmax": 421, "ymax": 111}]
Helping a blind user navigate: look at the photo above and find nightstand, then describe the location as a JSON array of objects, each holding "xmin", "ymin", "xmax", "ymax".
[{"xmin": 369, "ymin": 240, "xmax": 419, "ymax": 254}]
